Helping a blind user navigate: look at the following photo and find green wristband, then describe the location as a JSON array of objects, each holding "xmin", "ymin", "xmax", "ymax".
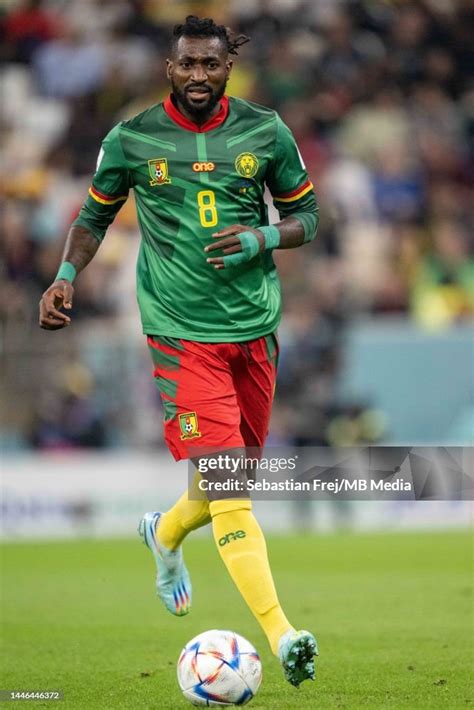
[
  {"xmin": 222, "ymin": 225, "xmax": 281, "ymax": 268},
  {"xmin": 259, "ymin": 224, "xmax": 281, "ymax": 250},
  {"xmin": 55, "ymin": 261, "xmax": 77, "ymax": 283}
]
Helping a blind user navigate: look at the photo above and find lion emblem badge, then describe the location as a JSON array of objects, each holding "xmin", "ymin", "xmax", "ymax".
[{"xmin": 235, "ymin": 152, "xmax": 259, "ymax": 178}]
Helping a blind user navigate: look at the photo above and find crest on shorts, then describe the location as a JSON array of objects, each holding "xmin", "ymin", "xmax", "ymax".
[
  {"xmin": 235, "ymin": 152, "xmax": 259, "ymax": 178},
  {"xmin": 148, "ymin": 158, "xmax": 171, "ymax": 186},
  {"xmin": 179, "ymin": 411, "xmax": 202, "ymax": 440}
]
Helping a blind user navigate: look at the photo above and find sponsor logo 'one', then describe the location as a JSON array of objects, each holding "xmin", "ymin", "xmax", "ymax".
[
  {"xmin": 218, "ymin": 530, "xmax": 247, "ymax": 546},
  {"xmin": 192, "ymin": 161, "xmax": 215, "ymax": 172}
]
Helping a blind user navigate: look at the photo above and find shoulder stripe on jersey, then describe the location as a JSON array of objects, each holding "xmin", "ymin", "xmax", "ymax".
[
  {"xmin": 89, "ymin": 185, "xmax": 128, "ymax": 205},
  {"xmin": 226, "ymin": 119, "xmax": 275, "ymax": 149},
  {"xmin": 273, "ymin": 179, "xmax": 313, "ymax": 203},
  {"xmin": 120, "ymin": 126, "xmax": 177, "ymax": 153}
]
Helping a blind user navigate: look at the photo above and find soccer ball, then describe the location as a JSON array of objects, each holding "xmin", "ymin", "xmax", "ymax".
[{"xmin": 177, "ymin": 629, "xmax": 262, "ymax": 706}]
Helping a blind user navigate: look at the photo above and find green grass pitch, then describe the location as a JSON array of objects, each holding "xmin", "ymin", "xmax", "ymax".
[{"xmin": 1, "ymin": 530, "xmax": 472, "ymax": 709}]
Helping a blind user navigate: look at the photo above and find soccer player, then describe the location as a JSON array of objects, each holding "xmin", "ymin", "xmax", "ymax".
[{"xmin": 39, "ymin": 16, "xmax": 319, "ymax": 687}]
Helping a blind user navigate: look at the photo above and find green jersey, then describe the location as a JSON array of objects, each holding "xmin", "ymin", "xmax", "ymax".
[{"xmin": 74, "ymin": 95, "xmax": 318, "ymax": 341}]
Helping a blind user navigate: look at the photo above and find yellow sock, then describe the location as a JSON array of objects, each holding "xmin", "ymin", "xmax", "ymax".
[
  {"xmin": 156, "ymin": 471, "xmax": 211, "ymax": 550},
  {"xmin": 209, "ymin": 498, "xmax": 293, "ymax": 655}
]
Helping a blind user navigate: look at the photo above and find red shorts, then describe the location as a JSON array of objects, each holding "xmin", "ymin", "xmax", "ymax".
[{"xmin": 147, "ymin": 333, "xmax": 279, "ymax": 461}]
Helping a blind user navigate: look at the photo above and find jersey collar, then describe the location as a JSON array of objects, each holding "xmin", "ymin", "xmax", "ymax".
[{"xmin": 164, "ymin": 94, "xmax": 229, "ymax": 133}]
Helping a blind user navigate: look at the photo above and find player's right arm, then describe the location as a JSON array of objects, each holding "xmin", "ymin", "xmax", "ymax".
[
  {"xmin": 39, "ymin": 225, "xmax": 100, "ymax": 329},
  {"xmin": 39, "ymin": 124, "xmax": 130, "ymax": 330}
]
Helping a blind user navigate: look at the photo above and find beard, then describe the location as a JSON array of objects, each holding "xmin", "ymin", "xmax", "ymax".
[{"xmin": 171, "ymin": 78, "xmax": 227, "ymax": 121}]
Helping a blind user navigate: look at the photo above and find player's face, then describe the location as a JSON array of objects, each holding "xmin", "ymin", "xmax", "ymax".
[{"xmin": 167, "ymin": 37, "xmax": 232, "ymax": 122}]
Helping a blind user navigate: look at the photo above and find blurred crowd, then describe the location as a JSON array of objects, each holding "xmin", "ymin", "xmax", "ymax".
[{"xmin": 1, "ymin": 0, "xmax": 473, "ymax": 451}]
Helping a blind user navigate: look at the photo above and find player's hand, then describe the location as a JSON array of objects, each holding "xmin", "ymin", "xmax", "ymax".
[
  {"xmin": 39, "ymin": 280, "xmax": 74, "ymax": 330},
  {"xmin": 204, "ymin": 225, "xmax": 264, "ymax": 270}
]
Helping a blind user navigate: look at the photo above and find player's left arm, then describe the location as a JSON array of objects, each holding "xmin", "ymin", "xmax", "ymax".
[{"xmin": 205, "ymin": 115, "xmax": 318, "ymax": 269}]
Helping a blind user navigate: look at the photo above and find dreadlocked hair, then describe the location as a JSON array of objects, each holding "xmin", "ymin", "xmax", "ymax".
[{"xmin": 172, "ymin": 15, "xmax": 250, "ymax": 56}]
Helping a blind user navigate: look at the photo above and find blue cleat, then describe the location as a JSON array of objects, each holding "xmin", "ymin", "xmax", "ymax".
[
  {"xmin": 278, "ymin": 629, "xmax": 318, "ymax": 687},
  {"xmin": 138, "ymin": 512, "xmax": 192, "ymax": 616}
]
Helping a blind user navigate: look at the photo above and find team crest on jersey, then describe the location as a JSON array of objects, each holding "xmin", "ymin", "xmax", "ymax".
[
  {"xmin": 179, "ymin": 412, "xmax": 201, "ymax": 440},
  {"xmin": 235, "ymin": 152, "xmax": 259, "ymax": 178},
  {"xmin": 148, "ymin": 158, "xmax": 171, "ymax": 186}
]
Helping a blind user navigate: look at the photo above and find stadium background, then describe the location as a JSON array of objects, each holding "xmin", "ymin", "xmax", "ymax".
[
  {"xmin": 1, "ymin": 3, "xmax": 472, "ymax": 709},
  {"xmin": 1, "ymin": 0, "xmax": 472, "ymax": 537}
]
